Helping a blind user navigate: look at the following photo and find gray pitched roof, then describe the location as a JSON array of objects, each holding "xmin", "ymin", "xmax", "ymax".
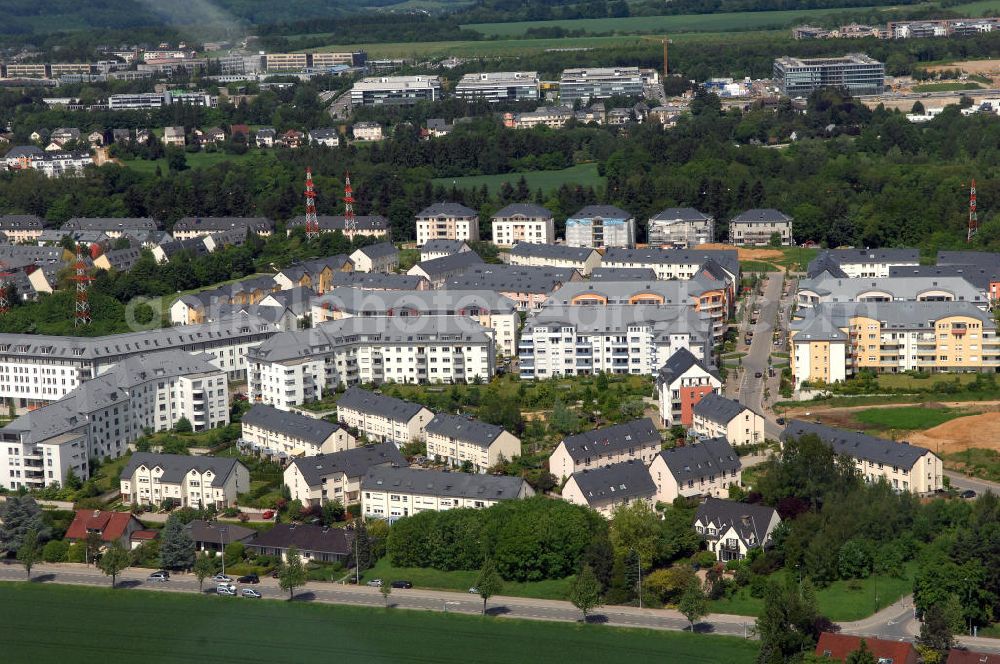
[
  {"xmin": 286, "ymin": 215, "xmax": 388, "ymax": 231},
  {"xmin": 649, "ymin": 207, "xmax": 712, "ymax": 222},
  {"xmin": 509, "ymin": 243, "xmax": 597, "ymax": 262},
  {"xmin": 889, "ymin": 264, "xmax": 997, "ymax": 291},
  {"xmin": 492, "ymin": 203, "xmax": 553, "ymax": 219},
  {"xmin": 242, "ymin": 403, "xmax": 343, "ymax": 446},
  {"xmin": 101, "ymin": 246, "xmax": 144, "ymax": 272},
  {"xmin": 420, "ymin": 239, "xmax": 468, "ymax": 254},
  {"xmin": 186, "ymin": 519, "xmax": 256, "ymax": 545},
  {"xmin": 807, "ymin": 252, "xmax": 849, "ymax": 279},
  {"xmin": 353, "ymin": 241, "xmax": 398, "ymax": 260},
  {"xmin": 416, "ymin": 202, "xmax": 478, "ymax": 219},
  {"xmin": 361, "ymin": 466, "xmax": 529, "ymax": 500},
  {"xmin": 937, "ymin": 250, "xmax": 1000, "ymax": 269},
  {"xmin": 570, "ymin": 460, "xmax": 656, "ymax": 505},
  {"xmin": 425, "ymin": 413, "xmax": 507, "ymax": 447},
  {"xmin": 288, "ymin": 443, "xmax": 407, "ymax": 486},
  {"xmin": 412, "ymin": 251, "xmax": 484, "ymax": 279},
  {"xmin": 560, "ymin": 418, "xmax": 660, "ymax": 462},
  {"xmin": 446, "ymin": 265, "xmax": 576, "ymax": 294},
  {"xmin": 63, "ymin": 217, "xmax": 157, "ymax": 232},
  {"xmin": 782, "ymin": 420, "xmax": 932, "ymax": 467},
  {"xmin": 656, "ymin": 438, "xmax": 741, "ymax": 482},
  {"xmin": 602, "ymin": 247, "xmax": 739, "ymax": 278},
  {"xmin": 547, "ymin": 276, "xmax": 722, "ymax": 306},
  {"xmin": 731, "ymin": 209, "xmax": 791, "ymax": 223},
  {"xmin": 0, "ymin": 214, "xmax": 44, "ymax": 230},
  {"xmin": 657, "ymin": 348, "xmax": 717, "ymax": 385},
  {"xmin": 337, "ymin": 386, "xmax": 428, "ymax": 422},
  {"xmin": 330, "ymin": 272, "xmax": 427, "ymax": 290},
  {"xmin": 248, "ymin": 523, "xmax": 353, "ymax": 555},
  {"xmin": 695, "ymin": 497, "xmax": 778, "ymax": 544},
  {"xmin": 589, "ymin": 268, "xmax": 657, "ymax": 281},
  {"xmin": 312, "ymin": 287, "xmax": 517, "ymax": 316},
  {"xmin": 173, "ymin": 217, "xmax": 274, "ymax": 233},
  {"xmin": 824, "ymin": 248, "xmax": 920, "ymax": 264},
  {"xmin": 797, "ymin": 275, "xmax": 986, "ymax": 305},
  {"xmin": 570, "ymin": 205, "xmax": 632, "ymax": 220},
  {"xmin": 693, "ymin": 392, "xmax": 757, "ymax": 425},
  {"xmin": 120, "ymin": 452, "xmax": 245, "ymax": 487}
]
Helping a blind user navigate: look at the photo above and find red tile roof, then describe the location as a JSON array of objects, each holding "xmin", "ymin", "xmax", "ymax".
[
  {"xmin": 65, "ymin": 510, "xmax": 138, "ymax": 543},
  {"xmin": 130, "ymin": 530, "xmax": 158, "ymax": 541},
  {"xmin": 815, "ymin": 633, "xmax": 918, "ymax": 664},
  {"xmin": 948, "ymin": 650, "xmax": 1000, "ymax": 664}
]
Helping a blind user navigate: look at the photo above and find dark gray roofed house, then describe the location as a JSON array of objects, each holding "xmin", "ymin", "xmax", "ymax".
[
  {"xmin": 287, "ymin": 444, "xmax": 407, "ymax": 488},
  {"xmin": 173, "ymin": 216, "xmax": 274, "ymax": 237},
  {"xmin": 0, "ymin": 214, "xmax": 44, "ymax": 231},
  {"xmin": 416, "ymin": 202, "xmax": 478, "ymax": 218},
  {"xmin": 650, "ymin": 208, "xmax": 711, "ymax": 222},
  {"xmin": 657, "ymin": 347, "xmax": 719, "ymax": 386},
  {"xmin": 408, "ymin": 251, "xmax": 484, "ymax": 285},
  {"xmin": 330, "ymin": 272, "xmax": 428, "ymax": 290},
  {"xmin": 62, "ymin": 217, "xmax": 158, "ymax": 233},
  {"xmin": 888, "ymin": 264, "xmax": 998, "ymax": 292},
  {"xmin": 186, "ymin": 519, "xmax": 257, "ymax": 552},
  {"xmin": 361, "ymin": 466, "xmax": 533, "ymax": 504},
  {"xmin": 286, "ymin": 215, "xmax": 389, "ymax": 233},
  {"xmin": 241, "ymin": 403, "xmax": 345, "ymax": 447},
  {"xmin": 120, "ymin": 452, "xmax": 245, "ymax": 488},
  {"xmin": 653, "ymin": 437, "xmax": 741, "ymax": 489},
  {"xmin": 558, "ymin": 418, "xmax": 661, "ymax": 462},
  {"xmin": 492, "ymin": 203, "xmax": 553, "ymax": 219},
  {"xmin": 693, "ymin": 392, "xmax": 757, "ymax": 425},
  {"xmin": 589, "ymin": 267, "xmax": 658, "ymax": 281},
  {"xmin": 337, "ymin": 386, "xmax": 427, "ymax": 422},
  {"xmin": 573, "ymin": 204, "xmax": 632, "ymax": 219},
  {"xmin": 782, "ymin": 420, "xmax": 934, "ymax": 470},
  {"xmin": 425, "ymin": 413, "xmax": 505, "ymax": 447},
  {"xmin": 247, "ymin": 523, "xmax": 355, "ymax": 563},
  {"xmin": 695, "ymin": 497, "xmax": 781, "ymax": 561},
  {"xmin": 563, "ymin": 460, "xmax": 657, "ymax": 514},
  {"xmin": 731, "ymin": 209, "xmax": 792, "ymax": 223},
  {"xmin": 807, "ymin": 252, "xmax": 849, "ymax": 279},
  {"xmin": 420, "ymin": 239, "xmax": 470, "ymax": 256},
  {"xmin": 509, "ymin": 243, "xmax": 598, "ymax": 262}
]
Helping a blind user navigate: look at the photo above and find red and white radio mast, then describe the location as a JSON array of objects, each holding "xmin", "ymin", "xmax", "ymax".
[
  {"xmin": 343, "ymin": 172, "xmax": 356, "ymax": 235},
  {"xmin": 304, "ymin": 167, "xmax": 319, "ymax": 240},
  {"xmin": 968, "ymin": 179, "xmax": 978, "ymax": 243},
  {"xmin": 72, "ymin": 244, "xmax": 93, "ymax": 327}
]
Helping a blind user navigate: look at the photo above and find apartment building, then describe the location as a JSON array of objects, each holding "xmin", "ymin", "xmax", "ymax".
[
  {"xmin": 350, "ymin": 76, "xmax": 442, "ymax": 106},
  {"xmin": 285, "ymin": 214, "xmax": 389, "ymax": 240},
  {"xmin": 336, "ymin": 386, "xmax": 433, "ymax": 447},
  {"xmin": 330, "ymin": 272, "xmax": 428, "ymax": 291},
  {"xmin": 565, "ymin": 205, "xmax": 636, "ymax": 249},
  {"xmin": 172, "ymin": 216, "xmax": 274, "ymax": 239},
  {"xmin": 240, "ymin": 403, "xmax": 356, "ymax": 459},
  {"xmin": 12, "ymin": 150, "xmax": 93, "ymax": 177},
  {"xmin": 783, "ymin": 420, "xmax": 943, "ymax": 493},
  {"xmin": 795, "ymin": 275, "xmax": 987, "ymax": 310},
  {"xmin": 349, "ymin": 242, "xmax": 398, "ymax": 274},
  {"xmin": 0, "ymin": 215, "xmax": 45, "ymax": 243},
  {"xmin": 455, "ymin": 71, "xmax": 540, "ymax": 102},
  {"xmin": 415, "ymin": 202, "xmax": 480, "ymax": 245},
  {"xmin": 548, "ymin": 418, "xmax": 661, "ymax": 481},
  {"xmin": 559, "ymin": 67, "xmax": 645, "ymax": 104},
  {"xmin": 490, "ymin": 203, "xmax": 555, "ymax": 246},
  {"xmin": 445, "ymin": 265, "xmax": 579, "ymax": 311},
  {"xmin": 561, "ymin": 460, "xmax": 657, "ymax": 517},
  {"xmin": 283, "ymin": 443, "xmax": 406, "ymax": 506},
  {"xmin": 656, "ymin": 348, "xmax": 722, "ymax": 427},
  {"xmin": 61, "ymin": 217, "xmax": 157, "ymax": 238},
  {"xmin": 648, "ymin": 437, "xmax": 742, "ymax": 504},
  {"xmin": 807, "ymin": 248, "xmax": 920, "ymax": 279},
  {"xmin": 647, "ymin": 208, "xmax": 715, "ymax": 248},
  {"xmin": 262, "ymin": 53, "xmax": 308, "ymax": 71},
  {"xmin": 361, "ymin": 466, "xmax": 534, "ymax": 521},
  {"xmin": 696, "ymin": 498, "xmax": 781, "ymax": 562},
  {"xmin": 248, "ymin": 316, "xmax": 495, "ymax": 409},
  {"xmin": 600, "ymin": 247, "xmax": 739, "ymax": 282},
  {"xmin": 728, "ymin": 209, "xmax": 793, "ymax": 246},
  {"xmin": 425, "ymin": 413, "xmax": 521, "ymax": 472},
  {"xmin": 692, "ymin": 393, "xmax": 765, "ymax": 446},
  {"xmin": 789, "ymin": 301, "xmax": 999, "ymax": 388},
  {"xmin": 310, "ymin": 287, "xmax": 520, "ymax": 357},
  {"xmin": 273, "ymin": 255, "xmax": 354, "ymax": 293},
  {"xmin": 774, "ymin": 53, "xmax": 885, "ymax": 96},
  {"xmin": 120, "ymin": 453, "xmax": 249, "ymax": 509},
  {"xmin": 519, "ymin": 305, "xmax": 713, "ymax": 380},
  {"xmin": 502, "ymin": 106, "xmax": 573, "ymax": 129},
  {"xmin": 0, "ymin": 350, "xmax": 228, "ymax": 491},
  {"xmin": 407, "ymin": 252, "xmax": 485, "ymax": 288},
  {"xmin": 507, "ymin": 243, "xmax": 602, "ymax": 276},
  {"xmin": 352, "ymin": 122, "xmax": 383, "ymax": 141},
  {"xmin": 420, "ymin": 239, "xmax": 471, "ymax": 262}
]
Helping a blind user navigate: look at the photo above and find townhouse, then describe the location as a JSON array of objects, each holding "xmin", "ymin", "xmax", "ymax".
[
  {"xmin": 120, "ymin": 453, "xmax": 249, "ymax": 509},
  {"xmin": 589, "ymin": 267, "xmax": 658, "ymax": 281},
  {"xmin": 728, "ymin": 209, "xmax": 793, "ymax": 246},
  {"xmin": 490, "ymin": 203, "xmax": 555, "ymax": 247},
  {"xmin": 285, "ymin": 214, "xmax": 389, "ymax": 240},
  {"xmin": 247, "ymin": 523, "xmax": 354, "ymax": 564},
  {"xmin": 248, "ymin": 316, "xmax": 495, "ymax": 409},
  {"xmin": 520, "ymin": 305, "xmax": 714, "ymax": 380},
  {"xmin": 415, "ymin": 202, "xmax": 480, "ymax": 245},
  {"xmin": 789, "ymin": 301, "xmax": 1000, "ymax": 388},
  {"xmin": 309, "ymin": 128, "xmax": 340, "ymax": 147},
  {"xmin": 361, "ymin": 466, "xmax": 534, "ymax": 521},
  {"xmin": 548, "ymin": 418, "xmax": 661, "ymax": 481},
  {"xmin": 330, "ymin": 272, "xmax": 429, "ymax": 291},
  {"xmin": 336, "ymin": 386, "xmax": 433, "ymax": 447},
  {"xmin": 783, "ymin": 420, "xmax": 943, "ymax": 493},
  {"xmin": 692, "ymin": 393, "xmax": 766, "ymax": 446},
  {"xmin": 502, "ymin": 106, "xmax": 573, "ymax": 129},
  {"xmin": 600, "ymin": 247, "xmax": 739, "ymax": 283},
  {"xmin": 349, "ymin": 242, "xmax": 398, "ymax": 274},
  {"xmin": 283, "ymin": 443, "xmax": 407, "ymax": 506},
  {"xmin": 424, "ymin": 413, "xmax": 521, "ymax": 472},
  {"xmin": 695, "ymin": 498, "xmax": 781, "ymax": 562},
  {"xmin": 807, "ymin": 248, "xmax": 919, "ymax": 279},
  {"xmin": 795, "ymin": 275, "xmax": 987, "ymax": 309},
  {"xmin": 647, "ymin": 208, "xmax": 714, "ymax": 248},
  {"xmin": 240, "ymin": 403, "xmax": 356, "ymax": 460},
  {"xmin": 656, "ymin": 348, "xmax": 722, "ymax": 427},
  {"xmin": 561, "ymin": 460, "xmax": 657, "ymax": 517},
  {"xmin": 445, "ymin": 265, "xmax": 580, "ymax": 311},
  {"xmin": 10, "ymin": 149, "xmax": 93, "ymax": 177},
  {"xmin": 648, "ymin": 437, "xmax": 742, "ymax": 504},
  {"xmin": 273, "ymin": 255, "xmax": 354, "ymax": 293},
  {"xmin": 310, "ymin": 287, "xmax": 520, "ymax": 357},
  {"xmin": 172, "ymin": 216, "xmax": 274, "ymax": 239},
  {"xmin": 420, "ymin": 239, "xmax": 471, "ymax": 262},
  {"xmin": 62, "ymin": 217, "xmax": 158, "ymax": 238},
  {"xmin": 407, "ymin": 252, "xmax": 484, "ymax": 288},
  {"xmin": 565, "ymin": 205, "xmax": 636, "ymax": 249},
  {"xmin": 0, "ymin": 215, "xmax": 45, "ymax": 243},
  {"xmin": 507, "ymin": 243, "xmax": 602, "ymax": 276}
]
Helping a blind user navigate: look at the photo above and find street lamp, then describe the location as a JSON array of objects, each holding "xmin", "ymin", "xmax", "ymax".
[
  {"xmin": 635, "ymin": 551, "xmax": 642, "ymax": 610},
  {"xmin": 219, "ymin": 525, "xmax": 228, "ymax": 577}
]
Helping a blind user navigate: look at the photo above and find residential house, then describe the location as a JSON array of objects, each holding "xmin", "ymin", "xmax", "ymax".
[
  {"xmin": 279, "ymin": 129, "xmax": 304, "ymax": 148},
  {"xmin": 415, "ymin": 202, "xmax": 480, "ymax": 245},
  {"xmin": 273, "ymin": 255, "xmax": 353, "ymax": 293},
  {"xmin": 65, "ymin": 510, "xmax": 145, "ymax": 548},
  {"xmin": 807, "ymin": 248, "xmax": 920, "ymax": 279},
  {"xmin": 196, "ymin": 126, "xmax": 225, "ymax": 145},
  {"xmin": 50, "ymin": 127, "xmax": 81, "ymax": 146},
  {"xmin": 0, "ymin": 214, "xmax": 45, "ymax": 243},
  {"xmin": 336, "ymin": 386, "xmax": 433, "ymax": 447},
  {"xmin": 561, "ymin": 460, "xmax": 657, "ymax": 517},
  {"xmin": 795, "ymin": 275, "xmax": 987, "ymax": 310},
  {"xmin": 502, "ymin": 106, "xmax": 572, "ymax": 129},
  {"xmin": 814, "ymin": 633, "xmax": 918, "ymax": 664},
  {"xmin": 728, "ymin": 209, "xmax": 793, "ymax": 246},
  {"xmin": 548, "ymin": 418, "xmax": 661, "ymax": 481},
  {"xmin": 186, "ymin": 519, "xmax": 256, "ymax": 553},
  {"xmin": 361, "ymin": 466, "xmax": 534, "ymax": 521},
  {"xmin": 692, "ymin": 393, "xmax": 766, "ymax": 446},
  {"xmin": 241, "ymin": 403, "xmax": 356, "ymax": 460},
  {"xmin": 600, "ymin": 247, "xmax": 739, "ymax": 283},
  {"xmin": 283, "ymin": 443, "xmax": 407, "ymax": 506},
  {"xmin": 647, "ymin": 208, "xmax": 714, "ymax": 248},
  {"xmin": 407, "ymin": 251, "xmax": 484, "ymax": 288},
  {"xmin": 446, "ymin": 264, "xmax": 579, "ymax": 311},
  {"xmin": 507, "ymin": 243, "xmax": 602, "ymax": 276},
  {"xmin": 255, "ymin": 127, "xmax": 276, "ymax": 147},
  {"xmin": 947, "ymin": 650, "xmax": 1000, "ymax": 664},
  {"xmin": 424, "ymin": 413, "xmax": 521, "ymax": 472},
  {"xmin": 490, "ymin": 203, "xmax": 555, "ymax": 247},
  {"xmin": 330, "ymin": 272, "xmax": 429, "ymax": 291},
  {"xmin": 656, "ymin": 348, "xmax": 722, "ymax": 427},
  {"xmin": 163, "ymin": 126, "xmax": 185, "ymax": 147},
  {"xmin": 695, "ymin": 498, "xmax": 781, "ymax": 561},
  {"xmin": 87, "ymin": 131, "xmax": 104, "ymax": 146},
  {"xmin": 172, "ymin": 216, "xmax": 274, "ymax": 239},
  {"xmin": 352, "ymin": 122, "xmax": 383, "ymax": 141},
  {"xmin": 247, "ymin": 523, "xmax": 354, "ymax": 563},
  {"xmin": 349, "ymin": 241, "xmax": 398, "ymax": 273},
  {"xmin": 589, "ymin": 268, "xmax": 658, "ymax": 281},
  {"xmin": 648, "ymin": 437, "xmax": 742, "ymax": 504},
  {"xmin": 119, "ymin": 453, "xmax": 250, "ymax": 509},
  {"xmin": 309, "ymin": 128, "xmax": 340, "ymax": 147},
  {"xmin": 420, "ymin": 239, "xmax": 471, "ymax": 262}
]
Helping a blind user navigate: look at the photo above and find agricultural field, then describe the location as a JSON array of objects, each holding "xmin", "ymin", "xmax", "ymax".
[
  {"xmin": 431, "ymin": 163, "xmax": 605, "ymax": 195},
  {"xmin": 853, "ymin": 405, "xmax": 965, "ymax": 431},
  {"xmin": 0, "ymin": 583, "xmax": 760, "ymax": 664},
  {"xmin": 310, "ymin": 34, "xmax": 658, "ymax": 58}
]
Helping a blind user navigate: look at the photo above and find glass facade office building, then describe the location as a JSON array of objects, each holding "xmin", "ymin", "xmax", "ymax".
[{"xmin": 773, "ymin": 54, "xmax": 885, "ymax": 97}]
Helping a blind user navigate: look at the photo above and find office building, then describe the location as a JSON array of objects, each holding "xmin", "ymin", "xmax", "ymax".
[
  {"xmin": 773, "ymin": 54, "xmax": 885, "ymax": 97},
  {"xmin": 350, "ymin": 76, "xmax": 442, "ymax": 106},
  {"xmin": 560, "ymin": 67, "xmax": 645, "ymax": 104},
  {"xmin": 455, "ymin": 71, "xmax": 540, "ymax": 102}
]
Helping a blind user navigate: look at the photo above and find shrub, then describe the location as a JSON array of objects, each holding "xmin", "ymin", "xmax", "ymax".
[
  {"xmin": 42, "ymin": 540, "xmax": 69, "ymax": 563},
  {"xmin": 66, "ymin": 542, "xmax": 86, "ymax": 563},
  {"xmin": 692, "ymin": 551, "xmax": 718, "ymax": 569}
]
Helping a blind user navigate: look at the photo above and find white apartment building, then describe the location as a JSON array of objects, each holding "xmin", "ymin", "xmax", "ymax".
[
  {"xmin": 415, "ymin": 202, "xmax": 480, "ymax": 245},
  {"xmin": 548, "ymin": 418, "xmax": 661, "ymax": 481},
  {"xmin": 248, "ymin": 316, "xmax": 495, "ymax": 410},
  {"xmin": 361, "ymin": 466, "xmax": 533, "ymax": 521},
  {"xmin": 647, "ymin": 208, "xmax": 715, "ymax": 248},
  {"xmin": 0, "ymin": 215, "xmax": 45, "ymax": 243},
  {"xmin": 424, "ymin": 413, "xmax": 521, "ymax": 473},
  {"xmin": 728, "ymin": 209, "xmax": 793, "ymax": 246},
  {"xmin": 564, "ymin": 205, "xmax": 636, "ymax": 249},
  {"xmin": 507, "ymin": 243, "xmax": 602, "ymax": 275},
  {"xmin": 352, "ymin": 122, "xmax": 383, "ymax": 141},
  {"xmin": 310, "ymin": 287, "xmax": 520, "ymax": 357},
  {"xmin": 120, "ymin": 452, "xmax": 249, "ymax": 509},
  {"xmin": 807, "ymin": 248, "xmax": 920, "ymax": 279},
  {"xmin": 336, "ymin": 386, "xmax": 433, "ymax": 448},
  {"xmin": 240, "ymin": 403, "xmax": 356, "ymax": 459},
  {"xmin": 283, "ymin": 443, "xmax": 406, "ymax": 506},
  {"xmin": 490, "ymin": 203, "xmax": 555, "ymax": 246},
  {"xmin": 19, "ymin": 151, "xmax": 93, "ymax": 178},
  {"xmin": 0, "ymin": 350, "xmax": 229, "ymax": 491},
  {"xmin": 349, "ymin": 241, "xmax": 398, "ymax": 274},
  {"xmin": 455, "ymin": 71, "xmax": 540, "ymax": 102},
  {"xmin": 350, "ymin": 76, "xmax": 442, "ymax": 106},
  {"xmin": 600, "ymin": 247, "xmax": 739, "ymax": 282},
  {"xmin": 518, "ymin": 305, "xmax": 713, "ymax": 380}
]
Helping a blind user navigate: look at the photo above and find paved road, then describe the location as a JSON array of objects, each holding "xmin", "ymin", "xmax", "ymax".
[
  {"xmin": 737, "ymin": 273, "xmax": 785, "ymax": 440},
  {"xmin": 944, "ymin": 469, "xmax": 1000, "ymax": 495}
]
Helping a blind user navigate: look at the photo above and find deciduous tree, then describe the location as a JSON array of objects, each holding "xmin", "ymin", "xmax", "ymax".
[
  {"xmin": 99, "ymin": 542, "xmax": 131, "ymax": 588},
  {"xmin": 279, "ymin": 546, "xmax": 307, "ymax": 600},
  {"xmin": 475, "ymin": 558, "xmax": 504, "ymax": 615},
  {"xmin": 569, "ymin": 564, "xmax": 603, "ymax": 621}
]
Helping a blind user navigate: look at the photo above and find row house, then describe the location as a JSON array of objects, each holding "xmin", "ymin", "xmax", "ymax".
[
  {"xmin": 691, "ymin": 393, "xmax": 766, "ymax": 446},
  {"xmin": 807, "ymin": 248, "xmax": 920, "ymax": 279},
  {"xmin": 349, "ymin": 241, "xmax": 399, "ymax": 274},
  {"xmin": 336, "ymin": 386, "xmax": 433, "ymax": 448},
  {"xmin": 649, "ymin": 437, "xmax": 742, "ymax": 504},
  {"xmin": 283, "ymin": 443, "xmax": 406, "ymax": 506},
  {"xmin": 656, "ymin": 348, "xmax": 722, "ymax": 427},
  {"xmin": 795, "ymin": 274, "xmax": 987, "ymax": 310},
  {"xmin": 424, "ymin": 412, "xmax": 521, "ymax": 473},
  {"xmin": 120, "ymin": 453, "xmax": 249, "ymax": 509},
  {"xmin": 548, "ymin": 418, "xmax": 661, "ymax": 481},
  {"xmin": 561, "ymin": 459, "xmax": 657, "ymax": 518},
  {"xmin": 507, "ymin": 243, "xmax": 602, "ymax": 276},
  {"xmin": 240, "ymin": 403, "xmax": 356, "ymax": 460}
]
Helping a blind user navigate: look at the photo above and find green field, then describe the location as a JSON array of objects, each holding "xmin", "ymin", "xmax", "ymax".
[
  {"xmin": 948, "ymin": 0, "xmax": 1000, "ymax": 13},
  {"xmin": 120, "ymin": 150, "xmax": 274, "ymax": 176},
  {"xmin": 912, "ymin": 82, "xmax": 983, "ymax": 92},
  {"xmin": 0, "ymin": 583, "xmax": 760, "ymax": 664},
  {"xmin": 432, "ymin": 163, "xmax": 605, "ymax": 195},
  {"xmin": 853, "ymin": 405, "xmax": 964, "ymax": 431},
  {"xmin": 946, "ymin": 447, "xmax": 1000, "ymax": 483},
  {"xmin": 876, "ymin": 373, "xmax": 984, "ymax": 390},
  {"xmin": 361, "ymin": 558, "xmax": 574, "ymax": 600}
]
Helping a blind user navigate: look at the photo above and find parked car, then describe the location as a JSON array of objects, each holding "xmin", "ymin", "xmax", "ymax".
[
  {"xmin": 241, "ymin": 588, "xmax": 262, "ymax": 599},
  {"xmin": 366, "ymin": 579, "xmax": 383, "ymax": 587},
  {"xmin": 238, "ymin": 574, "xmax": 259, "ymax": 584},
  {"xmin": 390, "ymin": 580, "xmax": 413, "ymax": 589},
  {"xmin": 754, "ymin": 371, "xmax": 763, "ymax": 378},
  {"xmin": 212, "ymin": 574, "xmax": 233, "ymax": 583},
  {"xmin": 148, "ymin": 570, "xmax": 170, "ymax": 582},
  {"xmin": 468, "ymin": 587, "xmax": 479, "ymax": 594},
  {"xmin": 262, "ymin": 510, "xmax": 275, "ymax": 520},
  {"xmin": 776, "ymin": 417, "xmax": 786, "ymax": 425},
  {"xmin": 961, "ymin": 489, "xmax": 977, "ymax": 499},
  {"xmin": 216, "ymin": 583, "xmax": 237, "ymax": 595}
]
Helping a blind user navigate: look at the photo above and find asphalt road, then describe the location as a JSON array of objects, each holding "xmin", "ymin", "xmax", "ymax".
[
  {"xmin": 944, "ymin": 469, "xmax": 1000, "ymax": 496},
  {"xmin": 737, "ymin": 273, "xmax": 786, "ymax": 440}
]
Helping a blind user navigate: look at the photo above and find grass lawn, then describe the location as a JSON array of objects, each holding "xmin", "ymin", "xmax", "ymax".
[
  {"xmin": 853, "ymin": 406, "xmax": 964, "ymax": 431},
  {"xmin": 432, "ymin": 163, "xmax": 604, "ymax": 196},
  {"xmin": 148, "ymin": 272, "xmax": 275, "ymax": 320},
  {"xmin": 912, "ymin": 82, "xmax": 983, "ymax": 92},
  {"xmin": 710, "ymin": 562, "xmax": 917, "ymax": 622},
  {"xmin": 121, "ymin": 150, "xmax": 274, "ymax": 176},
  {"xmin": 876, "ymin": 373, "xmax": 983, "ymax": 390},
  {"xmin": 740, "ymin": 260, "xmax": 778, "ymax": 273},
  {"xmin": 0, "ymin": 583, "xmax": 762, "ymax": 664},
  {"xmin": 772, "ymin": 247, "xmax": 818, "ymax": 272},
  {"xmin": 778, "ymin": 388, "xmax": 1000, "ymax": 409},
  {"xmin": 949, "ymin": 0, "xmax": 1000, "ymax": 12},
  {"xmin": 361, "ymin": 558, "xmax": 574, "ymax": 600},
  {"xmin": 945, "ymin": 448, "xmax": 1000, "ymax": 483}
]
